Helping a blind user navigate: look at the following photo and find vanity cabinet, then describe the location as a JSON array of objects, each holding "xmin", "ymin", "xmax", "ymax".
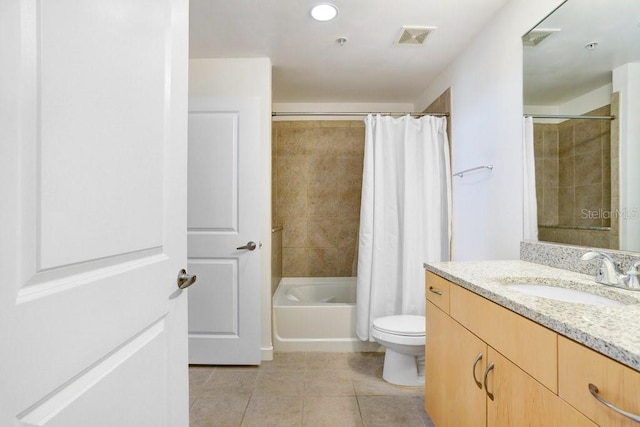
[
  {"xmin": 425, "ymin": 272, "xmax": 596, "ymax": 427},
  {"xmin": 558, "ymin": 336, "xmax": 640, "ymax": 426}
]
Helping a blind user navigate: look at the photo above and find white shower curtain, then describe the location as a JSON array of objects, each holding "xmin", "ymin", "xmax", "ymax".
[
  {"xmin": 356, "ymin": 114, "xmax": 451, "ymax": 342},
  {"xmin": 522, "ymin": 116, "xmax": 538, "ymax": 241}
]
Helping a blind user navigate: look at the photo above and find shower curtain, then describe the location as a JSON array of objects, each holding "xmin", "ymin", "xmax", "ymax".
[
  {"xmin": 356, "ymin": 114, "xmax": 451, "ymax": 341},
  {"xmin": 522, "ymin": 116, "xmax": 538, "ymax": 241}
]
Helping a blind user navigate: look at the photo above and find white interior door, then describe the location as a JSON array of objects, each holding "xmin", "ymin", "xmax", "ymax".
[
  {"xmin": 0, "ymin": 0, "xmax": 189, "ymax": 426},
  {"xmin": 187, "ymin": 97, "xmax": 261, "ymax": 365}
]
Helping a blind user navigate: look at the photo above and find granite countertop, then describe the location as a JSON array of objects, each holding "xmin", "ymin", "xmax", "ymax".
[{"xmin": 424, "ymin": 260, "xmax": 640, "ymax": 372}]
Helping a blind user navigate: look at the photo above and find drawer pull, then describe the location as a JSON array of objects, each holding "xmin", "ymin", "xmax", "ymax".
[
  {"xmin": 483, "ymin": 362, "xmax": 495, "ymax": 401},
  {"xmin": 471, "ymin": 353, "xmax": 483, "ymax": 388},
  {"xmin": 588, "ymin": 383, "xmax": 640, "ymax": 422},
  {"xmin": 428, "ymin": 286, "xmax": 443, "ymax": 296}
]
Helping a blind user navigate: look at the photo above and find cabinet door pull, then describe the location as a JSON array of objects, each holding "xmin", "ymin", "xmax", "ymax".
[
  {"xmin": 588, "ymin": 383, "xmax": 640, "ymax": 422},
  {"xmin": 483, "ymin": 362, "xmax": 495, "ymax": 401},
  {"xmin": 471, "ymin": 353, "xmax": 483, "ymax": 388},
  {"xmin": 428, "ymin": 286, "xmax": 442, "ymax": 296}
]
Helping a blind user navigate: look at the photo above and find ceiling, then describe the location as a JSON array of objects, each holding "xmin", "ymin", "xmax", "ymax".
[
  {"xmin": 523, "ymin": 0, "xmax": 640, "ymax": 106},
  {"xmin": 189, "ymin": 0, "xmax": 511, "ymax": 104}
]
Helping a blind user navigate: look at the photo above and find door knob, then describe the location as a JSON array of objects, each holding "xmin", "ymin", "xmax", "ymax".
[
  {"xmin": 236, "ymin": 241, "xmax": 257, "ymax": 251},
  {"xmin": 177, "ymin": 269, "xmax": 197, "ymax": 289}
]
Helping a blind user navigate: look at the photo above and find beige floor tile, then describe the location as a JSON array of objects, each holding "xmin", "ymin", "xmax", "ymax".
[
  {"xmin": 254, "ymin": 370, "xmax": 305, "ymax": 397},
  {"xmin": 241, "ymin": 396, "xmax": 303, "ymax": 427},
  {"xmin": 352, "ymin": 371, "xmax": 423, "ymax": 397},
  {"xmin": 188, "ymin": 352, "xmax": 434, "ymax": 427},
  {"xmin": 302, "ymin": 396, "xmax": 363, "ymax": 427},
  {"xmin": 260, "ymin": 352, "xmax": 306, "ymax": 371},
  {"xmin": 346, "ymin": 353, "xmax": 384, "ymax": 377},
  {"xmin": 357, "ymin": 395, "xmax": 432, "ymax": 427},
  {"xmin": 189, "ymin": 366, "xmax": 216, "ymax": 395},
  {"xmin": 305, "ymin": 352, "xmax": 351, "ymax": 370},
  {"xmin": 304, "ymin": 369, "xmax": 355, "ymax": 396},
  {"xmin": 190, "ymin": 395, "xmax": 249, "ymax": 427},
  {"xmin": 201, "ymin": 369, "xmax": 259, "ymax": 398}
]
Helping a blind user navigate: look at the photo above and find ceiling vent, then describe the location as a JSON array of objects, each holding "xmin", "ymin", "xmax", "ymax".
[
  {"xmin": 397, "ymin": 26, "xmax": 435, "ymax": 45},
  {"xmin": 522, "ymin": 28, "xmax": 561, "ymax": 47}
]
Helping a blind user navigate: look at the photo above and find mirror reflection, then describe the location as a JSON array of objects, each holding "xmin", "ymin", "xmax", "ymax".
[{"xmin": 523, "ymin": 0, "xmax": 640, "ymax": 252}]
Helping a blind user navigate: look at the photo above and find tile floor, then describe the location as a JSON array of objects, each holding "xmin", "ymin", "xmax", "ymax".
[{"xmin": 189, "ymin": 352, "xmax": 435, "ymax": 427}]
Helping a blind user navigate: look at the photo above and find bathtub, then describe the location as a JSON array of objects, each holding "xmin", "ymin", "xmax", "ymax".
[{"xmin": 272, "ymin": 277, "xmax": 381, "ymax": 352}]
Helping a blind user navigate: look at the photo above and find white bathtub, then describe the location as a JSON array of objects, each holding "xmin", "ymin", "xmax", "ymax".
[{"xmin": 272, "ymin": 277, "xmax": 381, "ymax": 352}]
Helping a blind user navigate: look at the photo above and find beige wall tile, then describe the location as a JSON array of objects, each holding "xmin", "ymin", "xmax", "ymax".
[
  {"xmin": 308, "ymin": 185, "xmax": 339, "ymax": 218},
  {"xmin": 308, "ymin": 248, "xmax": 338, "ymax": 277},
  {"xmin": 574, "ymin": 119, "xmax": 603, "ymax": 152},
  {"xmin": 541, "ymin": 188, "xmax": 558, "ymax": 226},
  {"xmin": 558, "ymin": 187, "xmax": 575, "ymax": 226},
  {"xmin": 276, "ymin": 186, "xmax": 308, "ymax": 218},
  {"xmin": 282, "ymin": 216, "xmax": 308, "ymax": 248},
  {"xmin": 558, "ymin": 124, "xmax": 574, "ymax": 157},
  {"xmin": 580, "ymin": 230, "xmax": 612, "ymax": 249},
  {"xmin": 542, "ymin": 158, "xmax": 559, "ymax": 188},
  {"xmin": 575, "ymin": 184, "xmax": 603, "ymax": 227},
  {"xmin": 274, "ymin": 121, "xmax": 363, "ymax": 277},
  {"xmin": 543, "ymin": 126, "xmax": 559, "ymax": 157},
  {"xmin": 307, "ymin": 218, "xmax": 335, "ymax": 248},
  {"xmin": 283, "ymin": 247, "xmax": 309, "ymax": 277},
  {"xmin": 574, "ymin": 149, "xmax": 603, "ymax": 185},
  {"xmin": 558, "ymin": 155, "xmax": 574, "ymax": 188}
]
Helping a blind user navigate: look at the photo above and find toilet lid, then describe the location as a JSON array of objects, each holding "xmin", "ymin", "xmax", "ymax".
[{"xmin": 372, "ymin": 315, "xmax": 425, "ymax": 337}]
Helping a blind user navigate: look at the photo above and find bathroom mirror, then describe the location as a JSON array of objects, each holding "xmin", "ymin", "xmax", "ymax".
[{"xmin": 523, "ymin": 0, "xmax": 640, "ymax": 252}]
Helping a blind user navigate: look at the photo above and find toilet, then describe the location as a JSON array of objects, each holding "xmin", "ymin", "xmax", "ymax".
[{"xmin": 371, "ymin": 315, "xmax": 426, "ymax": 387}]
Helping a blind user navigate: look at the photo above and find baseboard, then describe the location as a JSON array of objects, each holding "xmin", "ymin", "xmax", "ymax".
[{"xmin": 261, "ymin": 345, "xmax": 274, "ymax": 361}]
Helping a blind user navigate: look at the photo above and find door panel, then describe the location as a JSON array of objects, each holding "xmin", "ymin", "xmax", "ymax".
[
  {"xmin": 187, "ymin": 97, "xmax": 261, "ymax": 365},
  {"xmin": 426, "ymin": 301, "xmax": 487, "ymax": 427},
  {"xmin": 0, "ymin": 0, "xmax": 189, "ymax": 425}
]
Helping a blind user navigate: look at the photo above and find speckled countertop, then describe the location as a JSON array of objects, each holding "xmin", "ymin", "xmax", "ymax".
[{"xmin": 424, "ymin": 260, "xmax": 640, "ymax": 372}]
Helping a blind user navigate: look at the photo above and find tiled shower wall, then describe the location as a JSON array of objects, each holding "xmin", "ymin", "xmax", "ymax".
[
  {"xmin": 534, "ymin": 99, "xmax": 619, "ymax": 249},
  {"xmin": 272, "ymin": 121, "xmax": 365, "ymax": 277}
]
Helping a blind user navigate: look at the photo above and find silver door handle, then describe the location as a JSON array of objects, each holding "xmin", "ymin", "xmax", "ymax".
[
  {"xmin": 177, "ymin": 269, "xmax": 197, "ymax": 290},
  {"xmin": 236, "ymin": 241, "xmax": 257, "ymax": 251},
  {"xmin": 483, "ymin": 362, "xmax": 495, "ymax": 401},
  {"xmin": 589, "ymin": 383, "xmax": 640, "ymax": 422},
  {"xmin": 471, "ymin": 353, "xmax": 483, "ymax": 389}
]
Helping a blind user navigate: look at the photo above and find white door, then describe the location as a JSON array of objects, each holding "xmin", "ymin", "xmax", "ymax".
[
  {"xmin": 0, "ymin": 0, "xmax": 189, "ymax": 426},
  {"xmin": 187, "ymin": 97, "xmax": 261, "ymax": 365}
]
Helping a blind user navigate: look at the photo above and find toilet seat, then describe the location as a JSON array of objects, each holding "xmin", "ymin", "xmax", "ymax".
[{"xmin": 372, "ymin": 315, "xmax": 425, "ymax": 337}]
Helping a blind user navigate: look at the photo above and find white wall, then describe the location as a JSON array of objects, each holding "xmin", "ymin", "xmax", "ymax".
[
  {"xmin": 525, "ymin": 83, "xmax": 613, "ymax": 124},
  {"xmin": 272, "ymin": 102, "xmax": 415, "ymax": 121},
  {"xmin": 189, "ymin": 58, "xmax": 274, "ymax": 361},
  {"xmin": 414, "ymin": 0, "xmax": 564, "ymax": 261}
]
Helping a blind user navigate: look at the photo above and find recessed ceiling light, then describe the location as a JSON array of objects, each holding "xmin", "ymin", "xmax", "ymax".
[{"xmin": 311, "ymin": 4, "xmax": 338, "ymax": 22}]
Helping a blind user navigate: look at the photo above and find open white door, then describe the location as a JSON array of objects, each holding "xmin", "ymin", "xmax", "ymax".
[
  {"xmin": 187, "ymin": 97, "xmax": 261, "ymax": 365},
  {"xmin": 0, "ymin": 0, "xmax": 189, "ymax": 426}
]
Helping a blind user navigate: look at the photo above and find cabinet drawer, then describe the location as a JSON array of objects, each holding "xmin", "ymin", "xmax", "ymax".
[
  {"xmin": 425, "ymin": 271, "xmax": 450, "ymax": 314},
  {"xmin": 450, "ymin": 284, "xmax": 558, "ymax": 392},
  {"xmin": 558, "ymin": 336, "xmax": 640, "ymax": 427}
]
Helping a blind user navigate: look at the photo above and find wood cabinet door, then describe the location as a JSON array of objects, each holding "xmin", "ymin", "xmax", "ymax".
[
  {"xmin": 486, "ymin": 348, "xmax": 596, "ymax": 427},
  {"xmin": 426, "ymin": 301, "xmax": 487, "ymax": 427}
]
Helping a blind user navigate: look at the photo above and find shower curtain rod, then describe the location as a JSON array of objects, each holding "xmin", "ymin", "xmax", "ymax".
[
  {"xmin": 272, "ymin": 112, "xmax": 449, "ymax": 117},
  {"xmin": 525, "ymin": 114, "xmax": 615, "ymax": 120}
]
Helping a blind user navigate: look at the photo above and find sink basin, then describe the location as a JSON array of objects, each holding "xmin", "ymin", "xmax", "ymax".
[{"xmin": 505, "ymin": 284, "xmax": 625, "ymax": 307}]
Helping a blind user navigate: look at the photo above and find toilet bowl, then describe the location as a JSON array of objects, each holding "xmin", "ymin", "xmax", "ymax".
[{"xmin": 371, "ymin": 315, "xmax": 426, "ymax": 387}]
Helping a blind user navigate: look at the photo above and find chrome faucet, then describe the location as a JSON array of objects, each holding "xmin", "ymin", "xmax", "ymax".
[{"xmin": 580, "ymin": 251, "xmax": 640, "ymax": 291}]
